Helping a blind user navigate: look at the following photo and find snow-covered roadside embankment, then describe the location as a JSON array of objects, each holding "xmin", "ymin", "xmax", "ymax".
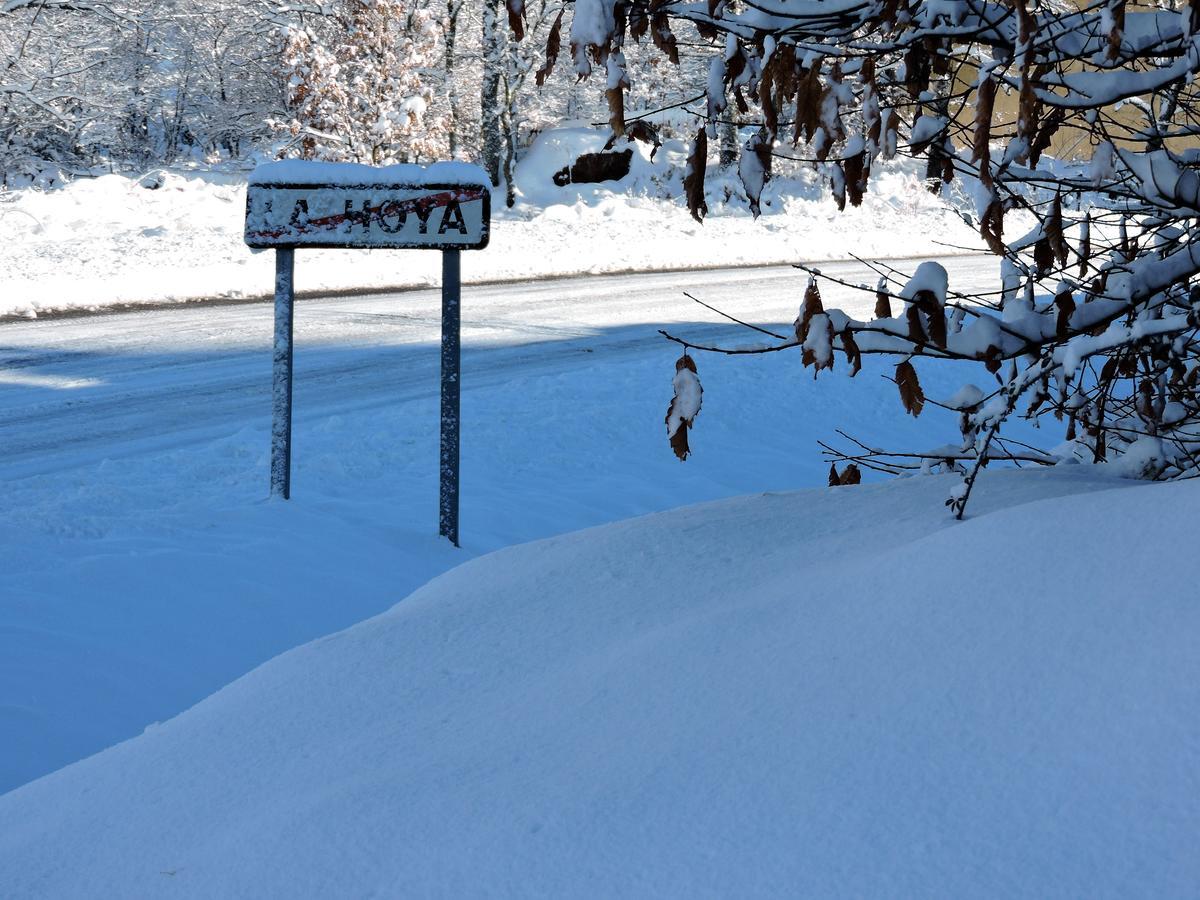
[
  {"xmin": 0, "ymin": 468, "xmax": 1194, "ymax": 897},
  {"xmin": 0, "ymin": 130, "xmax": 984, "ymax": 318}
]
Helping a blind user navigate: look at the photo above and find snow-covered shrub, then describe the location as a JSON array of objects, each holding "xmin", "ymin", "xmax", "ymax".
[
  {"xmin": 278, "ymin": 0, "xmax": 448, "ymax": 165},
  {"xmin": 535, "ymin": 0, "xmax": 1200, "ymax": 514}
]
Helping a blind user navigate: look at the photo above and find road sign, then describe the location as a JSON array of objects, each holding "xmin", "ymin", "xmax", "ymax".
[
  {"xmin": 245, "ymin": 161, "xmax": 491, "ymax": 547},
  {"xmin": 245, "ymin": 183, "xmax": 489, "ymax": 250}
]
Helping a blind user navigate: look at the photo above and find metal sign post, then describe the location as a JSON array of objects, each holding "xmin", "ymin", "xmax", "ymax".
[
  {"xmin": 245, "ymin": 162, "xmax": 490, "ymax": 546},
  {"xmin": 440, "ymin": 249, "xmax": 461, "ymax": 546},
  {"xmin": 271, "ymin": 248, "xmax": 295, "ymax": 500}
]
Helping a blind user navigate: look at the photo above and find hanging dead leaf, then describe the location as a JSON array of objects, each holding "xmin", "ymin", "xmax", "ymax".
[
  {"xmin": 906, "ymin": 304, "xmax": 927, "ymax": 345},
  {"xmin": 1034, "ymin": 236, "xmax": 1054, "ymax": 276},
  {"xmin": 665, "ymin": 353, "xmax": 702, "ymax": 461},
  {"xmin": 793, "ymin": 65, "xmax": 822, "ymax": 145},
  {"xmin": 1097, "ymin": 358, "xmax": 1118, "ymax": 390},
  {"xmin": 896, "ymin": 360, "xmax": 925, "ymax": 417},
  {"xmin": 1045, "ymin": 193, "xmax": 1067, "ymax": 266},
  {"xmin": 684, "ymin": 128, "xmax": 708, "ymax": 223},
  {"xmin": 973, "ymin": 76, "xmax": 995, "ymax": 190},
  {"xmin": 759, "ymin": 65, "xmax": 779, "ymax": 141},
  {"xmin": 828, "ymin": 463, "xmax": 840, "ymax": 486},
  {"xmin": 649, "ymin": 1, "xmax": 679, "ymax": 64},
  {"xmin": 535, "ymin": 9, "xmax": 564, "ymax": 87},
  {"xmin": 983, "ymin": 345, "xmax": 1003, "ymax": 374},
  {"xmin": 980, "ymin": 196, "xmax": 1005, "ymax": 255},
  {"xmin": 903, "ymin": 41, "xmax": 930, "ymax": 98},
  {"xmin": 831, "ymin": 163, "xmax": 847, "ymax": 211},
  {"xmin": 841, "ymin": 328, "xmax": 862, "ymax": 377},
  {"xmin": 1018, "ymin": 75, "xmax": 1040, "ymax": 150},
  {"xmin": 505, "ymin": 0, "xmax": 525, "ymax": 40},
  {"xmin": 837, "ymin": 463, "xmax": 862, "ymax": 485},
  {"xmin": 1030, "ymin": 107, "xmax": 1065, "ymax": 169},
  {"xmin": 1078, "ymin": 211, "xmax": 1091, "ymax": 277},
  {"xmin": 844, "ymin": 150, "xmax": 866, "ymax": 207},
  {"xmin": 795, "ymin": 277, "xmax": 823, "ymax": 341},
  {"xmin": 875, "ymin": 280, "xmax": 892, "ymax": 319},
  {"xmin": 913, "ymin": 290, "xmax": 946, "ymax": 347},
  {"xmin": 1054, "ymin": 286, "xmax": 1075, "ymax": 340},
  {"xmin": 629, "ymin": 6, "xmax": 648, "ymax": 41}
]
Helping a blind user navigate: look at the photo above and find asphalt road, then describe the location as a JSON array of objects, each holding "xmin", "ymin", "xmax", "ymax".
[{"xmin": 0, "ymin": 259, "xmax": 997, "ymax": 482}]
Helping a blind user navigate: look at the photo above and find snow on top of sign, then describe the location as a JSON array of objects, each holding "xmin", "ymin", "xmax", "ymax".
[{"xmin": 248, "ymin": 160, "xmax": 490, "ymax": 187}]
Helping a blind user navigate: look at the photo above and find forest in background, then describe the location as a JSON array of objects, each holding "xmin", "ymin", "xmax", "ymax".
[{"xmin": 0, "ymin": 0, "xmax": 728, "ymax": 189}]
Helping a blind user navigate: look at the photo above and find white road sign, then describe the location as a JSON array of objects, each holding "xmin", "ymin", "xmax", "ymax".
[{"xmin": 245, "ymin": 182, "xmax": 490, "ymax": 250}]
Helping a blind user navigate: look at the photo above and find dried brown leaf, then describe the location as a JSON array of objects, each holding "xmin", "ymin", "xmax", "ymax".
[
  {"xmin": 973, "ymin": 76, "xmax": 995, "ymax": 190},
  {"xmin": 1054, "ymin": 287, "xmax": 1075, "ymax": 340},
  {"xmin": 1034, "ymin": 236, "xmax": 1054, "ymax": 276},
  {"xmin": 668, "ymin": 422, "xmax": 691, "ymax": 460},
  {"xmin": 629, "ymin": 6, "xmax": 648, "ymax": 41},
  {"xmin": 906, "ymin": 304, "xmax": 926, "ymax": 345},
  {"xmin": 684, "ymin": 128, "xmax": 708, "ymax": 223},
  {"xmin": 1078, "ymin": 211, "xmax": 1091, "ymax": 277},
  {"xmin": 903, "ymin": 41, "xmax": 930, "ymax": 98},
  {"xmin": 896, "ymin": 360, "xmax": 925, "ymax": 417},
  {"xmin": 1030, "ymin": 107, "xmax": 1065, "ymax": 169},
  {"xmin": 1045, "ymin": 193, "xmax": 1067, "ymax": 266},
  {"xmin": 983, "ymin": 345, "xmax": 1003, "ymax": 374},
  {"xmin": 980, "ymin": 196, "xmax": 1005, "ymax": 255},
  {"xmin": 875, "ymin": 281, "xmax": 892, "ymax": 319},
  {"xmin": 831, "ymin": 162, "xmax": 847, "ymax": 211},
  {"xmin": 844, "ymin": 150, "xmax": 866, "ymax": 207},
  {"xmin": 1099, "ymin": 355, "xmax": 1118, "ymax": 386},
  {"xmin": 914, "ymin": 290, "xmax": 946, "ymax": 347},
  {"xmin": 506, "ymin": 0, "xmax": 525, "ymax": 40},
  {"xmin": 665, "ymin": 353, "xmax": 700, "ymax": 461},
  {"xmin": 841, "ymin": 327, "xmax": 862, "ymax": 377},
  {"xmin": 535, "ymin": 9, "xmax": 564, "ymax": 87},
  {"xmin": 793, "ymin": 65, "xmax": 822, "ymax": 145},
  {"xmin": 795, "ymin": 278, "xmax": 823, "ymax": 341}
]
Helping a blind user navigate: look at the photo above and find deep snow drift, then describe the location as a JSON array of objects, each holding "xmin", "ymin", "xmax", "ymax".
[{"xmin": 1, "ymin": 469, "xmax": 1194, "ymax": 897}]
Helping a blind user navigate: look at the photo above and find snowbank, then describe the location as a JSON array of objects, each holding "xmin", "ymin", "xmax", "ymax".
[
  {"xmin": 0, "ymin": 130, "xmax": 985, "ymax": 318},
  {"xmin": 1, "ymin": 469, "xmax": 1194, "ymax": 897}
]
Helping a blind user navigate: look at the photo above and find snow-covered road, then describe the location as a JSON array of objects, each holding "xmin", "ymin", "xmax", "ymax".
[
  {"xmin": 2, "ymin": 257, "xmax": 1001, "ymax": 795},
  {"xmin": 1, "ymin": 259, "xmax": 994, "ymax": 481}
]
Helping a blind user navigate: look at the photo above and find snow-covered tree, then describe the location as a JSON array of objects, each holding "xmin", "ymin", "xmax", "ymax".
[
  {"xmin": 1, "ymin": 0, "xmax": 283, "ymax": 181},
  {"xmin": 280, "ymin": 0, "xmax": 448, "ymax": 164}
]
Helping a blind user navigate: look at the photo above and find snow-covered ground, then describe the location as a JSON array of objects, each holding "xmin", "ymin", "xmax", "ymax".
[
  {"xmin": 1, "ymin": 466, "xmax": 1194, "ymax": 897},
  {"xmin": 0, "ymin": 130, "xmax": 985, "ymax": 318},
  {"xmin": 4, "ymin": 149, "xmax": 1189, "ymax": 894},
  {"xmin": 1, "ymin": 259, "xmax": 1010, "ymax": 795}
]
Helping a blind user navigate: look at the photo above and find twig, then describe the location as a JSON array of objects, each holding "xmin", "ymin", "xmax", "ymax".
[{"xmin": 682, "ymin": 291, "xmax": 788, "ymax": 340}]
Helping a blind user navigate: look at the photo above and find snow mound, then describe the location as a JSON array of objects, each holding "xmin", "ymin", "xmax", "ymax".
[{"xmin": 0, "ymin": 469, "xmax": 1195, "ymax": 897}]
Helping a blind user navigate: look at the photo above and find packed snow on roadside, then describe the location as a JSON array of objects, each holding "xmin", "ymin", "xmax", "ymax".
[
  {"xmin": 0, "ymin": 467, "xmax": 1194, "ymax": 897},
  {"xmin": 0, "ymin": 128, "xmax": 985, "ymax": 318}
]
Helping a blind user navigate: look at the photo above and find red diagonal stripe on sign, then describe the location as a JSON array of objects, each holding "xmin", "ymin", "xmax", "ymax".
[{"xmin": 247, "ymin": 187, "xmax": 486, "ymax": 241}]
